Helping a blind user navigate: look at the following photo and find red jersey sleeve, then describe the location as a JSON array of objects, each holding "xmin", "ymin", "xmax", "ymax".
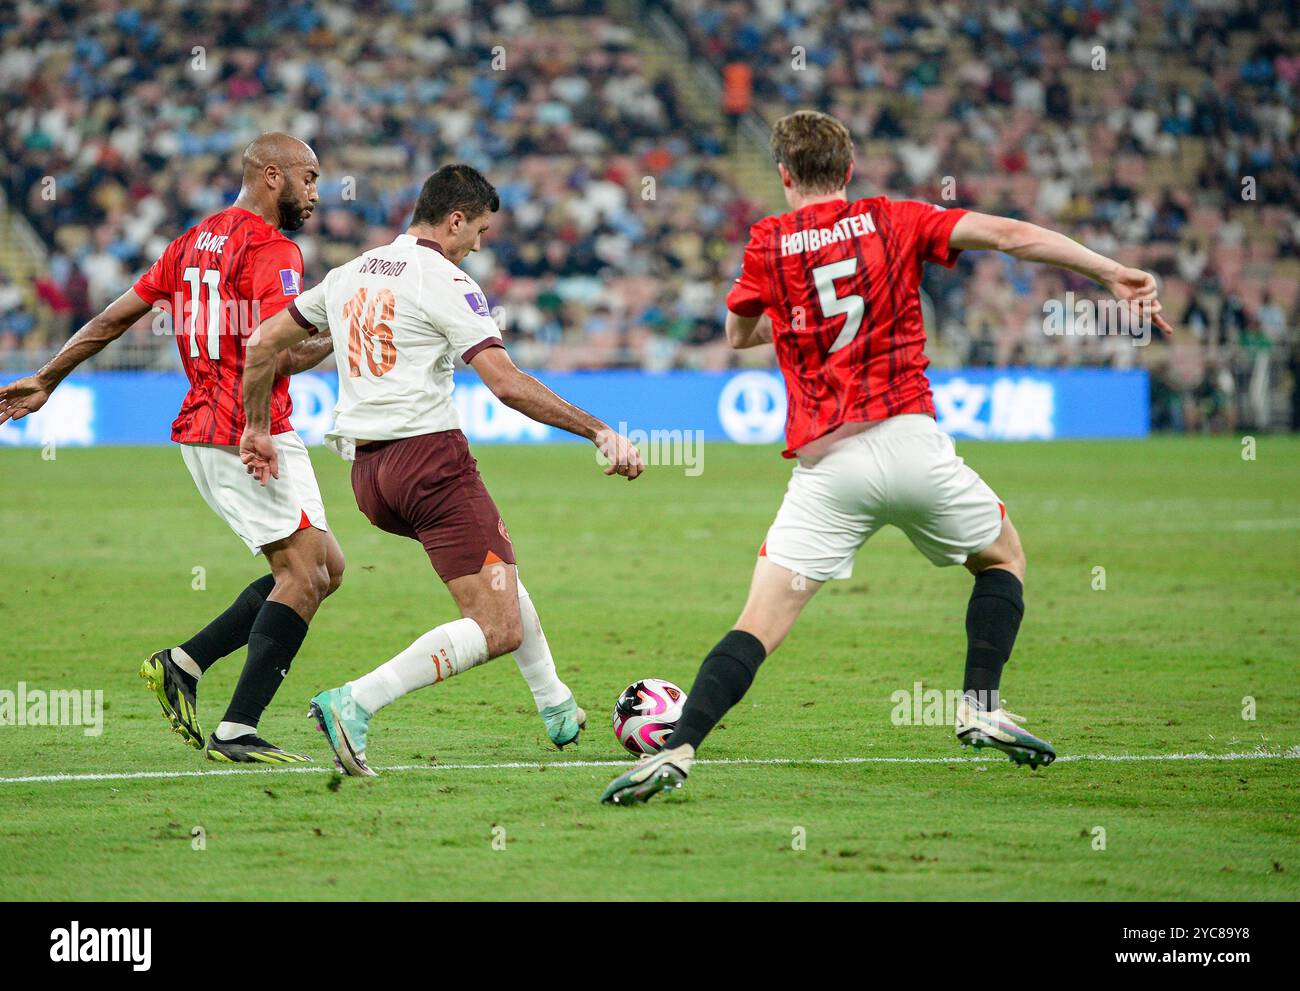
[
  {"xmin": 725, "ymin": 218, "xmax": 775, "ymax": 317},
  {"xmin": 248, "ymin": 239, "xmax": 305, "ymax": 324},
  {"xmin": 890, "ymin": 200, "xmax": 968, "ymax": 268},
  {"xmin": 133, "ymin": 238, "xmax": 181, "ymax": 305}
]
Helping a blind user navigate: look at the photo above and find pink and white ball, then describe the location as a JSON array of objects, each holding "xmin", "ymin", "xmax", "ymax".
[{"xmin": 612, "ymin": 678, "xmax": 688, "ymax": 755}]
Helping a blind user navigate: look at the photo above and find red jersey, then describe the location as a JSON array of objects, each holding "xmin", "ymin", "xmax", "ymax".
[
  {"xmin": 726, "ymin": 197, "xmax": 967, "ymax": 457},
  {"xmin": 133, "ymin": 206, "xmax": 304, "ymax": 444}
]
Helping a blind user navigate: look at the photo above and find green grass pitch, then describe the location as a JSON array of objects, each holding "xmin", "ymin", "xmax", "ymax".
[{"xmin": 0, "ymin": 437, "xmax": 1297, "ymax": 900}]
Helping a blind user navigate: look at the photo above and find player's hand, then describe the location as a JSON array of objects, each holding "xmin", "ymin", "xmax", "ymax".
[
  {"xmin": 0, "ymin": 376, "xmax": 53, "ymax": 426},
  {"xmin": 1102, "ymin": 266, "xmax": 1174, "ymax": 339},
  {"xmin": 595, "ymin": 428, "xmax": 645, "ymax": 481},
  {"xmin": 239, "ymin": 426, "xmax": 279, "ymax": 486}
]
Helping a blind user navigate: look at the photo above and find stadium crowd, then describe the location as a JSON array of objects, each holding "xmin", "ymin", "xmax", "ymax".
[
  {"xmin": 2, "ymin": 0, "xmax": 1297, "ymax": 430},
  {"xmin": 667, "ymin": 0, "xmax": 1300, "ymax": 430},
  {"xmin": 1, "ymin": 0, "xmax": 755, "ymax": 374}
]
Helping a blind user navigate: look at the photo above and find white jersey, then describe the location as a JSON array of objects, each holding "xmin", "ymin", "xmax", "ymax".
[{"xmin": 289, "ymin": 234, "xmax": 503, "ymax": 453}]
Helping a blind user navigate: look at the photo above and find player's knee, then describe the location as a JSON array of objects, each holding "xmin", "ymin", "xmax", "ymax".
[
  {"xmin": 498, "ymin": 617, "xmax": 525, "ymax": 656},
  {"xmin": 324, "ymin": 558, "xmax": 344, "ymax": 598},
  {"xmin": 1002, "ymin": 531, "xmax": 1027, "ymax": 581},
  {"xmin": 484, "ymin": 615, "xmax": 524, "ymax": 657},
  {"xmin": 310, "ymin": 563, "xmax": 332, "ymax": 603},
  {"xmin": 281, "ymin": 561, "xmax": 331, "ymax": 605}
]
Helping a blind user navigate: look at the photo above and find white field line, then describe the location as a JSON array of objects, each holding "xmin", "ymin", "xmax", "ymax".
[{"xmin": 1, "ymin": 749, "xmax": 1296, "ymax": 786}]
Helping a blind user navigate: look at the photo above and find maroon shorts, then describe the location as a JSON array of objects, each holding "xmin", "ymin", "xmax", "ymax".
[{"xmin": 350, "ymin": 430, "xmax": 516, "ymax": 582}]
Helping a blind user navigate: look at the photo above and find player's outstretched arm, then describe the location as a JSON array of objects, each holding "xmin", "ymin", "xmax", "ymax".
[
  {"xmin": 240, "ymin": 308, "xmax": 311, "ymax": 484},
  {"xmin": 725, "ymin": 311, "xmax": 773, "ymax": 349},
  {"xmin": 0, "ymin": 288, "xmax": 152, "ymax": 425},
  {"xmin": 470, "ymin": 346, "xmax": 644, "ymax": 480},
  {"xmin": 948, "ymin": 212, "xmax": 1173, "ymax": 337}
]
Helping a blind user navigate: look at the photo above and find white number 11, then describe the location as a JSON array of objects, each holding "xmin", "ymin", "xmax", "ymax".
[
  {"xmin": 812, "ymin": 258, "xmax": 864, "ymax": 353},
  {"xmin": 182, "ymin": 267, "xmax": 222, "ymax": 360}
]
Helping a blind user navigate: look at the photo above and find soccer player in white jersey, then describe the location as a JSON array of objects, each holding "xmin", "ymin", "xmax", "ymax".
[{"xmin": 239, "ymin": 165, "xmax": 644, "ymax": 775}]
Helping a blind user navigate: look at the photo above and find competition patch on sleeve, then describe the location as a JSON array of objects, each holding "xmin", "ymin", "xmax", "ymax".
[
  {"xmin": 463, "ymin": 290, "xmax": 489, "ymax": 316},
  {"xmin": 278, "ymin": 269, "xmax": 302, "ymax": 296}
]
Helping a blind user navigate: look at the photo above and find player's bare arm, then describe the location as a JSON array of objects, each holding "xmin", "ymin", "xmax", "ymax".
[
  {"xmin": 470, "ymin": 345, "xmax": 644, "ymax": 480},
  {"xmin": 0, "ymin": 288, "xmax": 152, "ymax": 425},
  {"xmin": 276, "ymin": 332, "xmax": 334, "ymax": 376},
  {"xmin": 240, "ymin": 307, "xmax": 312, "ymax": 483},
  {"xmin": 725, "ymin": 311, "xmax": 773, "ymax": 350},
  {"xmin": 949, "ymin": 212, "xmax": 1173, "ymax": 337}
]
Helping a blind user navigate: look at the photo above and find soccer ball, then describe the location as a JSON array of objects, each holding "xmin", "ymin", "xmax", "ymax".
[{"xmin": 612, "ymin": 679, "xmax": 687, "ymax": 755}]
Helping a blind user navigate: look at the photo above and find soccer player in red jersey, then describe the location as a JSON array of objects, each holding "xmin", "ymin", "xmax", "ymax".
[
  {"xmin": 0, "ymin": 133, "xmax": 343, "ymax": 764},
  {"xmin": 602, "ymin": 111, "xmax": 1172, "ymax": 803}
]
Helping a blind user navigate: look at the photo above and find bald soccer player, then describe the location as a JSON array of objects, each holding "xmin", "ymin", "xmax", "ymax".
[{"xmin": 0, "ymin": 132, "xmax": 343, "ymax": 764}]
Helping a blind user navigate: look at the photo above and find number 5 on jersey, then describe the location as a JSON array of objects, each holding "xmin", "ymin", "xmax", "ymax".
[
  {"xmin": 343, "ymin": 287, "xmax": 397, "ymax": 377},
  {"xmin": 813, "ymin": 258, "xmax": 864, "ymax": 354}
]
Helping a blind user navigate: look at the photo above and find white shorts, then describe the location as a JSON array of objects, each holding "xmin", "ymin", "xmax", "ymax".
[
  {"xmin": 180, "ymin": 432, "xmax": 328, "ymax": 554},
  {"xmin": 762, "ymin": 414, "xmax": 1004, "ymax": 581}
]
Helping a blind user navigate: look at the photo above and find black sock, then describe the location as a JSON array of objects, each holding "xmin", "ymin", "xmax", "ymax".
[
  {"xmin": 180, "ymin": 574, "xmax": 276, "ymax": 673},
  {"xmin": 665, "ymin": 630, "xmax": 767, "ymax": 752},
  {"xmin": 222, "ymin": 600, "xmax": 309, "ymax": 730},
  {"xmin": 963, "ymin": 568, "xmax": 1024, "ymax": 711}
]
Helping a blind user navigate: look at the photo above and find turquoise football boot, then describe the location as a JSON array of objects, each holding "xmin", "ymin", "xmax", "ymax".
[
  {"xmin": 309, "ymin": 685, "xmax": 376, "ymax": 777},
  {"xmin": 540, "ymin": 694, "xmax": 586, "ymax": 748}
]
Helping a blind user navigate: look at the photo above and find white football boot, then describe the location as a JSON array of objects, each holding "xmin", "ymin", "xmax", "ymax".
[
  {"xmin": 956, "ymin": 695, "xmax": 1056, "ymax": 768},
  {"xmin": 600, "ymin": 744, "xmax": 695, "ymax": 804}
]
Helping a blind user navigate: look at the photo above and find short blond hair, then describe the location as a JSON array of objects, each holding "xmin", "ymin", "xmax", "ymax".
[{"xmin": 770, "ymin": 111, "xmax": 854, "ymax": 195}]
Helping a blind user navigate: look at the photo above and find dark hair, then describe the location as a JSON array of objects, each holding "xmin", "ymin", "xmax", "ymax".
[
  {"xmin": 411, "ymin": 164, "xmax": 500, "ymax": 226},
  {"xmin": 769, "ymin": 110, "xmax": 854, "ymax": 195}
]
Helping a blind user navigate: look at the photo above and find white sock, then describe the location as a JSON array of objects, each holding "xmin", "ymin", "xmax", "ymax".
[
  {"xmin": 349, "ymin": 617, "xmax": 489, "ymax": 715},
  {"xmin": 514, "ymin": 576, "xmax": 572, "ymax": 711},
  {"xmin": 171, "ymin": 646, "xmax": 202, "ymax": 681},
  {"xmin": 215, "ymin": 721, "xmax": 257, "ymax": 741}
]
